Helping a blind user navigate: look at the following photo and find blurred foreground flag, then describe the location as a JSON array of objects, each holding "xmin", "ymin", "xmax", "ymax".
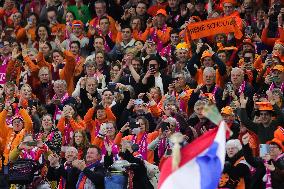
[{"xmin": 158, "ymin": 121, "xmax": 226, "ymax": 189}]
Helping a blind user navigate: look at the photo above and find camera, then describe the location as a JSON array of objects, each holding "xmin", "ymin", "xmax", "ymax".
[
  {"xmin": 129, "ymin": 119, "xmax": 140, "ymax": 129},
  {"xmin": 226, "ymin": 82, "xmax": 233, "ymax": 92},
  {"xmin": 160, "ymin": 122, "xmax": 170, "ymax": 132}
]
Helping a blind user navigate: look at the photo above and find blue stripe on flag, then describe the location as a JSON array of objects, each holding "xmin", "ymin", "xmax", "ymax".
[{"xmin": 196, "ymin": 142, "xmax": 222, "ymax": 189}]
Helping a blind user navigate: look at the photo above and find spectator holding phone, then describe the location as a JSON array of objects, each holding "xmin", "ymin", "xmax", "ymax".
[
  {"xmin": 141, "ymin": 55, "xmax": 172, "ymax": 95},
  {"xmin": 242, "ymin": 133, "xmax": 284, "ymax": 189},
  {"xmin": 57, "ymin": 103, "xmax": 85, "ymax": 153},
  {"xmin": 0, "ymin": 99, "xmax": 33, "ymax": 164},
  {"xmin": 115, "ymin": 116, "xmax": 159, "ymax": 164},
  {"xmin": 9, "ymin": 133, "xmax": 50, "ymax": 162}
]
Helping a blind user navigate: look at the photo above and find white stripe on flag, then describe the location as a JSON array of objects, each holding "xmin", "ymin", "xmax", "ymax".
[
  {"xmin": 160, "ymin": 159, "xmax": 201, "ymax": 189},
  {"xmin": 214, "ymin": 121, "xmax": 226, "ymax": 169}
]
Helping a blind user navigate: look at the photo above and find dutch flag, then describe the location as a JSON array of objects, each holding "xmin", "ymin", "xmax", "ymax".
[{"xmin": 158, "ymin": 121, "xmax": 226, "ymax": 189}]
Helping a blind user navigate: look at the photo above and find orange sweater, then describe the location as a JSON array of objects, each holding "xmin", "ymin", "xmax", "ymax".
[
  {"xmin": 59, "ymin": 51, "xmax": 77, "ymax": 95},
  {"xmin": 57, "ymin": 116, "xmax": 86, "ymax": 144},
  {"xmin": 88, "ymin": 15, "xmax": 116, "ymax": 38},
  {"xmin": 0, "ymin": 109, "xmax": 33, "ymax": 164},
  {"xmin": 6, "ymin": 59, "xmax": 22, "ymax": 85},
  {"xmin": 114, "ymin": 131, "xmax": 159, "ymax": 164},
  {"xmin": 84, "ymin": 107, "xmax": 116, "ymax": 144}
]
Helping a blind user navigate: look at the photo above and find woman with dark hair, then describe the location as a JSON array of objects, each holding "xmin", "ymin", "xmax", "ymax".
[
  {"xmin": 73, "ymin": 130, "xmax": 89, "ymax": 160},
  {"xmin": 57, "ymin": 103, "xmax": 86, "ymax": 155},
  {"xmin": 33, "ymin": 24, "xmax": 55, "ymax": 50},
  {"xmin": 24, "ymin": 12, "xmax": 39, "ymax": 44}
]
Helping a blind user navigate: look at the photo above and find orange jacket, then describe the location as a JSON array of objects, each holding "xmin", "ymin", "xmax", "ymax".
[
  {"xmin": 57, "ymin": 116, "xmax": 86, "ymax": 144},
  {"xmin": 88, "ymin": 15, "xmax": 116, "ymax": 38},
  {"xmin": 84, "ymin": 107, "xmax": 116, "ymax": 144},
  {"xmin": 0, "ymin": 109, "xmax": 33, "ymax": 164},
  {"xmin": 116, "ymin": 28, "xmax": 151, "ymax": 43},
  {"xmin": 0, "ymin": 7, "xmax": 18, "ymax": 26},
  {"xmin": 74, "ymin": 56, "xmax": 85, "ymax": 78},
  {"xmin": 15, "ymin": 26, "xmax": 27, "ymax": 43},
  {"xmin": 6, "ymin": 59, "xmax": 22, "ymax": 85},
  {"xmin": 59, "ymin": 51, "xmax": 77, "ymax": 95},
  {"xmin": 114, "ymin": 131, "xmax": 159, "ymax": 164},
  {"xmin": 149, "ymin": 26, "xmax": 171, "ymax": 44}
]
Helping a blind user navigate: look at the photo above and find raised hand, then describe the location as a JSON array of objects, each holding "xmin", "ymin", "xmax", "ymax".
[
  {"xmin": 239, "ymin": 93, "xmax": 248, "ymax": 108},
  {"xmin": 241, "ymin": 133, "xmax": 250, "ymax": 145}
]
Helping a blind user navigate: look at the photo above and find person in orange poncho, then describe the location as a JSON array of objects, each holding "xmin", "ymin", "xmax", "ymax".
[
  {"xmin": 92, "ymin": 122, "xmax": 120, "ymax": 160},
  {"xmin": 115, "ymin": 116, "xmax": 159, "ymax": 164},
  {"xmin": 84, "ymin": 104, "xmax": 116, "ymax": 144},
  {"xmin": 57, "ymin": 104, "xmax": 86, "ymax": 155},
  {"xmin": 0, "ymin": 101, "xmax": 33, "ymax": 165}
]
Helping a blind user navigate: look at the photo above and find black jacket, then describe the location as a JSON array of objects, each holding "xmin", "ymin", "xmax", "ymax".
[
  {"xmin": 243, "ymin": 144, "xmax": 284, "ymax": 189},
  {"xmin": 47, "ymin": 162, "xmax": 106, "ymax": 189},
  {"xmin": 139, "ymin": 73, "xmax": 172, "ymax": 94},
  {"xmin": 239, "ymin": 104, "xmax": 284, "ymax": 143}
]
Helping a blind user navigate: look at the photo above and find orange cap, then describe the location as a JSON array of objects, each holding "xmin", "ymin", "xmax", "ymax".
[
  {"xmin": 221, "ymin": 106, "xmax": 234, "ymax": 115},
  {"xmin": 255, "ymin": 102, "xmax": 273, "ymax": 111},
  {"xmin": 272, "ymin": 65, "xmax": 284, "ymax": 72},
  {"xmin": 156, "ymin": 9, "xmax": 167, "ymax": 17},
  {"xmin": 222, "ymin": 0, "xmax": 236, "ymax": 5},
  {"xmin": 72, "ymin": 20, "xmax": 84, "ymax": 28},
  {"xmin": 274, "ymin": 127, "xmax": 284, "ymax": 142},
  {"xmin": 176, "ymin": 42, "xmax": 189, "ymax": 51},
  {"xmin": 201, "ymin": 50, "xmax": 213, "ymax": 60},
  {"xmin": 268, "ymin": 138, "xmax": 284, "ymax": 152}
]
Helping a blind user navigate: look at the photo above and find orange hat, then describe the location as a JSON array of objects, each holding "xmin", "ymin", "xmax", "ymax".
[
  {"xmin": 268, "ymin": 138, "xmax": 284, "ymax": 152},
  {"xmin": 156, "ymin": 9, "xmax": 167, "ymax": 17},
  {"xmin": 272, "ymin": 65, "xmax": 284, "ymax": 72},
  {"xmin": 176, "ymin": 42, "xmax": 189, "ymax": 51},
  {"xmin": 222, "ymin": 0, "xmax": 236, "ymax": 5},
  {"xmin": 274, "ymin": 127, "xmax": 284, "ymax": 142},
  {"xmin": 255, "ymin": 102, "xmax": 273, "ymax": 111},
  {"xmin": 221, "ymin": 106, "xmax": 234, "ymax": 115},
  {"xmin": 72, "ymin": 20, "xmax": 84, "ymax": 28},
  {"xmin": 201, "ymin": 50, "xmax": 213, "ymax": 60}
]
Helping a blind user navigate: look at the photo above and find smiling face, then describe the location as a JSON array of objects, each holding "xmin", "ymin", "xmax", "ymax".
[
  {"xmin": 105, "ymin": 123, "xmax": 116, "ymax": 137},
  {"xmin": 13, "ymin": 118, "xmax": 24, "ymax": 132},
  {"xmin": 65, "ymin": 147, "xmax": 78, "ymax": 163},
  {"xmin": 42, "ymin": 115, "xmax": 53, "ymax": 132},
  {"xmin": 86, "ymin": 147, "xmax": 101, "ymax": 164},
  {"xmin": 38, "ymin": 26, "xmax": 48, "ymax": 40},
  {"xmin": 20, "ymin": 85, "xmax": 32, "ymax": 99}
]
